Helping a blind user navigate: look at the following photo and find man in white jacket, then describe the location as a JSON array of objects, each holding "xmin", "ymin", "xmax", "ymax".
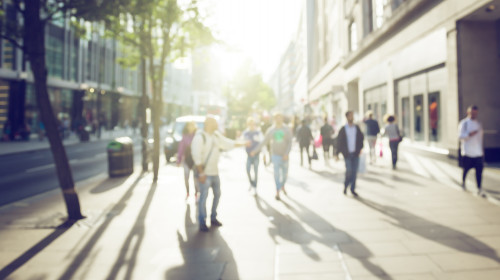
[
  {"xmin": 458, "ymin": 105, "xmax": 484, "ymax": 195},
  {"xmin": 191, "ymin": 116, "xmax": 247, "ymax": 232}
]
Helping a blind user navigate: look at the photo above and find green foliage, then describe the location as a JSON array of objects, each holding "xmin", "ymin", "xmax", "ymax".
[{"xmin": 226, "ymin": 60, "xmax": 276, "ymax": 118}]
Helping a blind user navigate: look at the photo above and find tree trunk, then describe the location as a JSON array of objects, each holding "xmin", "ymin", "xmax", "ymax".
[
  {"xmin": 24, "ymin": 0, "xmax": 84, "ymax": 220},
  {"xmin": 140, "ymin": 57, "xmax": 149, "ymax": 172},
  {"xmin": 152, "ymin": 92, "xmax": 161, "ymax": 181},
  {"xmin": 149, "ymin": 68, "xmax": 161, "ymax": 182}
]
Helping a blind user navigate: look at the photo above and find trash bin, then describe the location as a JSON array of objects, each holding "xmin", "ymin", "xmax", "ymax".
[
  {"xmin": 79, "ymin": 130, "xmax": 90, "ymax": 142},
  {"xmin": 107, "ymin": 137, "xmax": 134, "ymax": 177}
]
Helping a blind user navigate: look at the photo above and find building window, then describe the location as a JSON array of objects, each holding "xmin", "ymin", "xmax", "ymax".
[
  {"xmin": 364, "ymin": 84, "xmax": 387, "ymax": 126},
  {"xmin": 46, "ymin": 25, "xmax": 64, "ymax": 79},
  {"xmin": 428, "ymin": 92, "xmax": 440, "ymax": 142},
  {"xmin": 87, "ymin": 42, "xmax": 93, "ymax": 81},
  {"xmin": 413, "ymin": 94, "xmax": 424, "ymax": 141},
  {"xmin": 349, "ymin": 20, "xmax": 358, "ymax": 52},
  {"xmin": 401, "ymin": 97, "xmax": 410, "ymax": 138},
  {"xmin": 372, "ymin": 0, "xmax": 386, "ymax": 29}
]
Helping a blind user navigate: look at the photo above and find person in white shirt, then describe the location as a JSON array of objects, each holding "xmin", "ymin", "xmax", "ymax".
[
  {"xmin": 458, "ymin": 105, "xmax": 484, "ymax": 195},
  {"xmin": 191, "ymin": 116, "xmax": 247, "ymax": 232}
]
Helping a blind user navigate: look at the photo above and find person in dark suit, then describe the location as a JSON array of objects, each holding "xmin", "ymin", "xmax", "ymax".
[{"xmin": 335, "ymin": 111, "xmax": 364, "ymax": 196}]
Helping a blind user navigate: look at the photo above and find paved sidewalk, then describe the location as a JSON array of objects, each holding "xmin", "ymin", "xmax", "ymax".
[
  {"xmin": 0, "ymin": 128, "xmax": 140, "ymax": 156},
  {"xmin": 1, "ymin": 147, "xmax": 500, "ymax": 279}
]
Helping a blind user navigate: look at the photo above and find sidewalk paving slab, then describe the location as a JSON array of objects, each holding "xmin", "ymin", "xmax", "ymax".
[{"xmin": 0, "ymin": 146, "xmax": 500, "ymax": 279}]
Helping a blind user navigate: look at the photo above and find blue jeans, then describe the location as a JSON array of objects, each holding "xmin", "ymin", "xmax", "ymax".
[
  {"xmin": 389, "ymin": 140, "xmax": 399, "ymax": 167},
  {"xmin": 246, "ymin": 154, "xmax": 260, "ymax": 188},
  {"xmin": 272, "ymin": 155, "xmax": 289, "ymax": 191},
  {"xmin": 198, "ymin": 175, "xmax": 221, "ymax": 224},
  {"xmin": 344, "ymin": 153, "xmax": 359, "ymax": 190}
]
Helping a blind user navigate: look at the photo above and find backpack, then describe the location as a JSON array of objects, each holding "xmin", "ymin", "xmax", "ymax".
[{"xmin": 184, "ymin": 133, "xmax": 206, "ymax": 169}]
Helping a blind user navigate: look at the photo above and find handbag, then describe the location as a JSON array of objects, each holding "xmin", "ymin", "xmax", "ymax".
[
  {"xmin": 396, "ymin": 125, "xmax": 403, "ymax": 143},
  {"xmin": 458, "ymin": 142, "xmax": 463, "ymax": 167},
  {"xmin": 358, "ymin": 153, "xmax": 367, "ymax": 173},
  {"xmin": 378, "ymin": 141, "xmax": 383, "ymax": 157}
]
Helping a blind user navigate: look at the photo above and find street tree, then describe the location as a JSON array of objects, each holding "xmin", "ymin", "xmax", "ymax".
[
  {"xmin": 226, "ymin": 59, "xmax": 276, "ymax": 120},
  {"xmin": 107, "ymin": 0, "xmax": 214, "ymax": 181},
  {"xmin": 0, "ymin": 0, "xmax": 130, "ymax": 220}
]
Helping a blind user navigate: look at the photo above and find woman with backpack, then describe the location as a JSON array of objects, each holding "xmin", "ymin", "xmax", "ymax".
[{"xmin": 177, "ymin": 121, "xmax": 199, "ymax": 200}]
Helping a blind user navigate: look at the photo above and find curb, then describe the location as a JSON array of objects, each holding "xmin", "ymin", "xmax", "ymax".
[{"xmin": 0, "ymin": 136, "xmax": 142, "ymax": 157}]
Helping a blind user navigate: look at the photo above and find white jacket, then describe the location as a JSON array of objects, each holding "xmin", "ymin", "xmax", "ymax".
[
  {"xmin": 458, "ymin": 118, "xmax": 483, "ymax": 157},
  {"xmin": 191, "ymin": 130, "xmax": 236, "ymax": 176}
]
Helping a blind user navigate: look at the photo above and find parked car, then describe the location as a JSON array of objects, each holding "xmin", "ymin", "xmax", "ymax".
[{"xmin": 164, "ymin": 115, "xmax": 206, "ymax": 162}]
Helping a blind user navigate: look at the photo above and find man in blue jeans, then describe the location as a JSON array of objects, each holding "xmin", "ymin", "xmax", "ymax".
[
  {"xmin": 251, "ymin": 112, "xmax": 293, "ymax": 200},
  {"xmin": 191, "ymin": 116, "xmax": 247, "ymax": 232},
  {"xmin": 335, "ymin": 111, "xmax": 364, "ymax": 196},
  {"xmin": 242, "ymin": 117, "xmax": 264, "ymax": 194}
]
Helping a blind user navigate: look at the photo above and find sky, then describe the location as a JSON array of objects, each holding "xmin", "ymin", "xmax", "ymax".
[{"xmin": 201, "ymin": 0, "xmax": 302, "ymax": 80}]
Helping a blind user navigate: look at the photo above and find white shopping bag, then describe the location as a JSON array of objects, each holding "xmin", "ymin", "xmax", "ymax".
[{"xmin": 358, "ymin": 153, "xmax": 367, "ymax": 174}]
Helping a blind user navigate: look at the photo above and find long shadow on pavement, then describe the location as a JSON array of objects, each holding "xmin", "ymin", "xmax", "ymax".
[
  {"xmin": 0, "ymin": 220, "xmax": 76, "ymax": 279},
  {"xmin": 165, "ymin": 204, "xmax": 239, "ymax": 279},
  {"xmin": 355, "ymin": 197, "xmax": 500, "ymax": 263},
  {"xmin": 286, "ymin": 196, "xmax": 394, "ymax": 279},
  {"xmin": 255, "ymin": 196, "xmax": 393, "ymax": 279},
  {"xmin": 254, "ymin": 196, "xmax": 320, "ymax": 260},
  {"xmin": 105, "ymin": 181, "xmax": 158, "ymax": 279},
  {"xmin": 90, "ymin": 175, "xmax": 131, "ymax": 194},
  {"xmin": 58, "ymin": 172, "xmax": 146, "ymax": 280}
]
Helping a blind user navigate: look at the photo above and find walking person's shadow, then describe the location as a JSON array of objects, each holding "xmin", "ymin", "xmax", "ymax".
[
  {"xmin": 165, "ymin": 204, "xmax": 239, "ymax": 280},
  {"xmin": 254, "ymin": 196, "xmax": 321, "ymax": 260},
  {"xmin": 285, "ymin": 196, "xmax": 394, "ymax": 279},
  {"xmin": 355, "ymin": 197, "xmax": 500, "ymax": 263},
  {"xmin": 254, "ymin": 196, "xmax": 392, "ymax": 279}
]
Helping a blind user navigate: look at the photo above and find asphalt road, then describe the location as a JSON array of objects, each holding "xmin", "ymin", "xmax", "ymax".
[{"xmin": 0, "ymin": 140, "xmax": 142, "ymax": 207}]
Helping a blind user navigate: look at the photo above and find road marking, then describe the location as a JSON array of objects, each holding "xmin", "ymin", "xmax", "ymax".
[
  {"xmin": 25, "ymin": 164, "xmax": 55, "ymax": 173},
  {"xmin": 333, "ymin": 244, "xmax": 352, "ymax": 280}
]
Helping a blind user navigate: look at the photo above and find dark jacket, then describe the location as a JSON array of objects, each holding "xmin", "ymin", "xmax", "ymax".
[
  {"xmin": 296, "ymin": 125, "xmax": 313, "ymax": 146},
  {"xmin": 336, "ymin": 124, "xmax": 364, "ymax": 158},
  {"xmin": 363, "ymin": 119, "xmax": 380, "ymax": 136}
]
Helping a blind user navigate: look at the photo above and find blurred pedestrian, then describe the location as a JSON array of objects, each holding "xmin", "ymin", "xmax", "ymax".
[
  {"xmin": 383, "ymin": 115, "xmax": 402, "ymax": 170},
  {"xmin": 320, "ymin": 117, "xmax": 335, "ymax": 166},
  {"xmin": 459, "ymin": 105, "xmax": 484, "ymax": 195},
  {"xmin": 2, "ymin": 120, "xmax": 11, "ymax": 141},
  {"xmin": 38, "ymin": 120, "xmax": 45, "ymax": 141},
  {"xmin": 191, "ymin": 116, "xmax": 247, "ymax": 232},
  {"xmin": 429, "ymin": 97, "xmax": 438, "ymax": 141},
  {"xmin": 363, "ymin": 111, "xmax": 380, "ymax": 164},
  {"xmin": 335, "ymin": 111, "xmax": 364, "ymax": 196},
  {"xmin": 260, "ymin": 117, "xmax": 272, "ymax": 166},
  {"xmin": 296, "ymin": 119, "xmax": 314, "ymax": 167},
  {"xmin": 63, "ymin": 117, "xmax": 70, "ymax": 139},
  {"xmin": 177, "ymin": 121, "xmax": 199, "ymax": 200},
  {"xmin": 251, "ymin": 112, "xmax": 293, "ymax": 200},
  {"xmin": 242, "ymin": 117, "xmax": 264, "ymax": 194}
]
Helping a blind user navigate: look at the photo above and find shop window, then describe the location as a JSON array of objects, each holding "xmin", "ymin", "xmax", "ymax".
[
  {"xmin": 413, "ymin": 94, "xmax": 424, "ymax": 141},
  {"xmin": 428, "ymin": 92, "xmax": 440, "ymax": 142},
  {"xmin": 402, "ymin": 97, "xmax": 410, "ymax": 137},
  {"xmin": 381, "ymin": 102, "xmax": 387, "ymax": 125}
]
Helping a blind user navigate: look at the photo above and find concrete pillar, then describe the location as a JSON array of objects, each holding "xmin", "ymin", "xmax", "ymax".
[{"xmin": 445, "ymin": 27, "xmax": 459, "ymax": 153}]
